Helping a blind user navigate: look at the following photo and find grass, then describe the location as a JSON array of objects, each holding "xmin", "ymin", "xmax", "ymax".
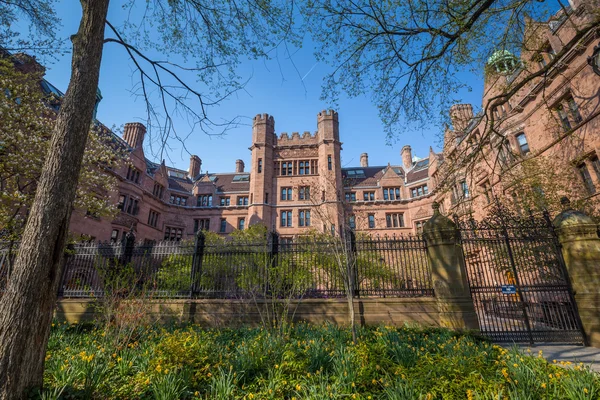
[{"xmin": 39, "ymin": 322, "xmax": 599, "ymax": 399}]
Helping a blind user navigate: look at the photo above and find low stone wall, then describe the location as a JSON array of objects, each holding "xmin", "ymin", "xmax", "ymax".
[{"xmin": 55, "ymin": 297, "xmax": 440, "ymax": 328}]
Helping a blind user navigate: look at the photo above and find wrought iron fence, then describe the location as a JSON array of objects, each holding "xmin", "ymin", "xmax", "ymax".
[
  {"xmin": 456, "ymin": 208, "xmax": 585, "ymax": 344},
  {"xmin": 50, "ymin": 233, "xmax": 433, "ymax": 299}
]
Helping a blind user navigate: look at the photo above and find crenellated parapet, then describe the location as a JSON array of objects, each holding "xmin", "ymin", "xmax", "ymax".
[
  {"xmin": 275, "ymin": 130, "xmax": 319, "ymax": 146},
  {"xmin": 253, "ymin": 113, "xmax": 275, "ymax": 127},
  {"xmin": 317, "ymin": 109, "xmax": 338, "ymax": 122}
]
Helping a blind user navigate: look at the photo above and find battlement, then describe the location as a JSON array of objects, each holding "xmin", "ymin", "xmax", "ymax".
[
  {"xmin": 276, "ymin": 130, "xmax": 318, "ymax": 144},
  {"xmin": 253, "ymin": 113, "xmax": 275, "ymax": 126},
  {"xmin": 317, "ymin": 109, "xmax": 338, "ymax": 121}
]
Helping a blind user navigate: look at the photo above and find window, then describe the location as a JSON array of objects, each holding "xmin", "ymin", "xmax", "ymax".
[
  {"xmin": 299, "ymin": 160, "xmax": 311, "ymax": 175},
  {"xmin": 363, "ymin": 191, "xmax": 375, "ymax": 201},
  {"xmin": 566, "ymin": 96, "xmax": 582, "ymax": 124},
  {"xmin": 258, "ymin": 158, "xmax": 262, "ymax": 173},
  {"xmin": 481, "ymin": 181, "xmax": 493, "ymax": 204},
  {"xmin": 328, "ymin": 155, "xmax": 332, "ymax": 170},
  {"xmin": 197, "ymin": 194, "xmax": 213, "ymax": 207},
  {"xmin": 345, "ymin": 192, "xmax": 356, "ymax": 202},
  {"xmin": 152, "ymin": 183, "xmax": 164, "ymax": 199},
  {"xmin": 383, "ymin": 187, "xmax": 401, "ymax": 201},
  {"xmin": 299, "ymin": 186, "xmax": 310, "ymax": 200},
  {"xmin": 348, "ymin": 215, "xmax": 356, "ymax": 230},
  {"xmin": 170, "ymin": 195, "xmax": 187, "ymax": 206},
  {"xmin": 368, "ymin": 214, "xmax": 375, "ymax": 229},
  {"xmin": 299, "ymin": 210, "xmax": 311, "ymax": 227},
  {"xmin": 220, "ymin": 219, "xmax": 227, "ymax": 233},
  {"xmin": 385, "ymin": 213, "xmax": 405, "ymax": 228},
  {"xmin": 556, "ymin": 105, "xmax": 572, "ymax": 131},
  {"xmin": 220, "ymin": 197, "xmax": 231, "ymax": 206},
  {"xmin": 265, "ymin": 192, "xmax": 269, "ymax": 203},
  {"xmin": 118, "ymin": 194, "xmax": 139, "ymax": 216},
  {"xmin": 110, "ymin": 229, "xmax": 119, "ymax": 243},
  {"xmin": 331, "ymin": 224, "xmax": 336, "ymax": 236},
  {"xmin": 578, "ymin": 164, "xmax": 595, "ymax": 194},
  {"xmin": 516, "ymin": 132, "xmax": 530, "ymax": 155},
  {"xmin": 126, "ymin": 165, "xmax": 141, "ymax": 183},
  {"xmin": 591, "ymin": 156, "xmax": 600, "ymax": 181},
  {"xmin": 164, "ymin": 227, "xmax": 183, "ymax": 241},
  {"xmin": 194, "ymin": 218, "xmax": 210, "ymax": 233},
  {"xmin": 415, "ymin": 221, "xmax": 425, "ymax": 234},
  {"xmin": 461, "ymin": 181, "xmax": 470, "ymax": 198},
  {"xmin": 147, "ymin": 210, "xmax": 160, "ymax": 228},
  {"xmin": 281, "ymin": 210, "xmax": 292, "ymax": 227},
  {"xmin": 410, "ymin": 185, "xmax": 428, "ymax": 198},
  {"xmin": 237, "ymin": 196, "xmax": 249, "ymax": 206},
  {"xmin": 281, "ymin": 162, "xmax": 292, "ymax": 176},
  {"xmin": 238, "ymin": 218, "xmax": 245, "ymax": 230},
  {"xmin": 281, "ymin": 187, "xmax": 292, "ymax": 201}
]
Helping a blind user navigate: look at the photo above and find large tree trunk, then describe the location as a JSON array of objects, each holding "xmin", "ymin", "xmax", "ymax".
[{"xmin": 0, "ymin": 1, "xmax": 109, "ymax": 398}]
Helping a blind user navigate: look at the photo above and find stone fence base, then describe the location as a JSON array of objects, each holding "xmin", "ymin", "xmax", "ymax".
[{"xmin": 55, "ymin": 297, "xmax": 440, "ymax": 328}]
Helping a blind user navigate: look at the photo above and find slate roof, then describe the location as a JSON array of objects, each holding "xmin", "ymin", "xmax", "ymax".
[
  {"xmin": 343, "ymin": 161, "xmax": 430, "ymax": 188},
  {"xmin": 211, "ymin": 173, "xmax": 250, "ymax": 193}
]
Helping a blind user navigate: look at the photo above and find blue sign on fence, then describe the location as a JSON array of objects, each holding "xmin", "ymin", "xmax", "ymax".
[{"xmin": 501, "ymin": 285, "xmax": 516, "ymax": 294}]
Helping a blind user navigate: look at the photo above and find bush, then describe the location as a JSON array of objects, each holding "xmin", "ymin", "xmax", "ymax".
[{"xmin": 43, "ymin": 323, "xmax": 600, "ymax": 399}]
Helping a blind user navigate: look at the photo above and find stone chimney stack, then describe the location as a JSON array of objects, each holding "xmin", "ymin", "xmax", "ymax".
[
  {"xmin": 449, "ymin": 104, "xmax": 474, "ymax": 134},
  {"xmin": 235, "ymin": 159, "xmax": 245, "ymax": 173},
  {"xmin": 360, "ymin": 153, "xmax": 369, "ymax": 167},
  {"xmin": 401, "ymin": 145, "xmax": 413, "ymax": 170},
  {"xmin": 122, "ymin": 122, "xmax": 146, "ymax": 149},
  {"xmin": 189, "ymin": 155, "xmax": 201, "ymax": 179}
]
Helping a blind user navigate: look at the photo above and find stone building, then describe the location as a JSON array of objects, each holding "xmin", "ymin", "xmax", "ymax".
[
  {"xmin": 431, "ymin": 0, "xmax": 600, "ymax": 218},
  {"xmin": 69, "ymin": 111, "xmax": 437, "ymax": 243}
]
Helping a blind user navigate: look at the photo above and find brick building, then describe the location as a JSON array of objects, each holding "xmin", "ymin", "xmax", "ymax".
[
  {"xmin": 69, "ymin": 111, "xmax": 437, "ymax": 243},
  {"xmin": 431, "ymin": 0, "xmax": 600, "ymax": 218}
]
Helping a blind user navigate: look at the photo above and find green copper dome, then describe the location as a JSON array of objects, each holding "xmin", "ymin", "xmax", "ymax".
[{"xmin": 487, "ymin": 50, "xmax": 519, "ymax": 75}]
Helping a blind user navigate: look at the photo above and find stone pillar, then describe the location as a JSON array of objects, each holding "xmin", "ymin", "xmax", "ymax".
[
  {"xmin": 553, "ymin": 197, "xmax": 600, "ymax": 347},
  {"xmin": 423, "ymin": 202, "xmax": 479, "ymax": 330}
]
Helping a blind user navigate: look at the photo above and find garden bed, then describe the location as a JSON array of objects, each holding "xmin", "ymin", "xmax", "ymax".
[{"xmin": 42, "ymin": 323, "xmax": 599, "ymax": 399}]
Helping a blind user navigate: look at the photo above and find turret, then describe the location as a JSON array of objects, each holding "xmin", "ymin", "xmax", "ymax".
[
  {"xmin": 449, "ymin": 104, "xmax": 474, "ymax": 134},
  {"xmin": 189, "ymin": 155, "xmax": 201, "ymax": 180},
  {"xmin": 317, "ymin": 110, "xmax": 339, "ymax": 141},
  {"xmin": 123, "ymin": 122, "xmax": 146, "ymax": 149},
  {"xmin": 360, "ymin": 153, "xmax": 369, "ymax": 167},
  {"xmin": 252, "ymin": 113, "xmax": 275, "ymax": 145},
  {"xmin": 401, "ymin": 145, "xmax": 413, "ymax": 170}
]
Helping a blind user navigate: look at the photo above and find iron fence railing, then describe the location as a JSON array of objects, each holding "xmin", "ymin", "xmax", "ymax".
[{"xmin": 0, "ymin": 233, "xmax": 433, "ymax": 299}]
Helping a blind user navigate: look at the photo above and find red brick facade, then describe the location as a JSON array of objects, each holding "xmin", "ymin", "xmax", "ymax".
[{"xmin": 69, "ymin": 111, "xmax": 437, "ymax": 242}]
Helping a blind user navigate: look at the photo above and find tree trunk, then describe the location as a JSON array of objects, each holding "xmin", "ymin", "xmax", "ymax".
[{"xmin": 0, "ymin": 1, "xmax": 109, "ymax": 398}]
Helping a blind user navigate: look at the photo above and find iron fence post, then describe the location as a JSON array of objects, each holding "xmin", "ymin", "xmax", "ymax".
[
  {"xmin": 120, "ymin": 229, "xmax": 136, "ymax": 266},
  {"xmin": 190, "ymin": 230, "xmax": 205, "ymax": 298}
]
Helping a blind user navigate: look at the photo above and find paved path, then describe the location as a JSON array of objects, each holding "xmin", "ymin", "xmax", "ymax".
[{"xmin": 506, "ymin": 344, "xmax": 600, "ymax": 372}]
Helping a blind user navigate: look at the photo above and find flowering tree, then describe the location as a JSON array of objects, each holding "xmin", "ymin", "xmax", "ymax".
[{"xmin": 0, "ymin": 57, "xmax": 123, "ymax": 241}]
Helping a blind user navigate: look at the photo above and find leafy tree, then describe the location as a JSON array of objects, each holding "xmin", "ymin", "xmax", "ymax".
[
  {"xmin": 0, "ymin": 57, "xmax": 123, "ymax": 241},
  {"xmin": 303, "ymin": 0, "xmax": 599, "ymax": 142},
  {"xmin": 0, "ymin": 1, "xmax": 296, "ymax": 397}
]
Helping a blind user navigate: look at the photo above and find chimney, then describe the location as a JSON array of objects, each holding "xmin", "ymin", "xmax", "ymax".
[
  {"xmin": 189, "ymin": 155, "xmax": 201, "ymax": 179},
  {"xmin": 235, "ymin": 159, "xmax": 245, "ymax": 173},
  {"xmin": 449, "ymin": 104, "xmax": 474, "ymax": 134},
  {"xmin": 360, "ymin": 153, "xmax": 369, "ymax": 167},
  {"xmin": 122, "ymin": 123, "xmax": 146, "ymax": 149},
  {"xmin": 401, "ymin": 145, "xmax": 413, "ymax": 170}
]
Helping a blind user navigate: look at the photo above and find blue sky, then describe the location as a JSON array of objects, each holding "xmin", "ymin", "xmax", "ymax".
[{"xmin": 34, "ymin": 1, "xmax": 487, "ymax": 174}]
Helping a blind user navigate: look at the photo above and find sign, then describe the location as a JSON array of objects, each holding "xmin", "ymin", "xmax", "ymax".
[{"xmin": 501, "ymin": 285, "xmax": 516, "ymax": 295}]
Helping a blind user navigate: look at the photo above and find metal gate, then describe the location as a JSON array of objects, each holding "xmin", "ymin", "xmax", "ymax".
[{"xmin": 456, "ymin": 209, "xmax": 585, "ymax": 344}]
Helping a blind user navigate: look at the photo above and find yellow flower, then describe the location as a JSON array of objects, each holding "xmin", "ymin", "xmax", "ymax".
[
  {"xmin": 584, "ymin": 388, "xmax": 589, "ymax": 394},
  {"xmin": 156, "ymin": 365, "xmax": 162, "ymax": 373},
  {"xmin": 351, "ymin": 382, "xmax": 356, "ymax": 388},
  {"xmin": 194, "ymin": 392, "xmax": 199, "ymax": 397},
  {"xmin": 296, "ymin": 384, "xmax": 301, "ymax": 391},
  {"xmin": 248, "ymin": 394, "xmax": 254, "ymax": 399},
  {"xmin": 541, "ymin": 383, "xmax": 547, "ymax": 389},
  {"xmin": 513, "ymin": 363, "xmax": 518, "ymax": 367}
]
